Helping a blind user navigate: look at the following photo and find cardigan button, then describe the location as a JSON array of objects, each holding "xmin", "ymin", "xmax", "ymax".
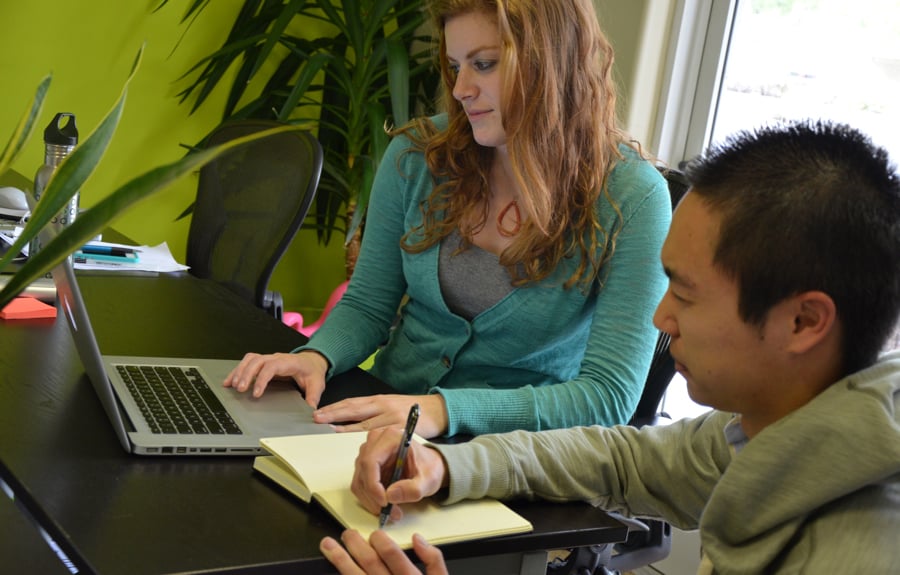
[{"xmin": 441, "ymin": 356, "xmax": 451, "ymax": 368}]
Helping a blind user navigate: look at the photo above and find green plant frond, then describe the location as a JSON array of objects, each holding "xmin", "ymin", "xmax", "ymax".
[
  {"xmin": 176, "ymin": 34, "xmax": 267, "ymax": 109},
  {"xmin": 176, "ymin": 0, "xmax": 280, "ymax": 109},
  {"xmin": 260, "ymin": 52, "xmax": 304, "ymax": 95},
  {"xmin": 313, "ymin": 174, "xmax": 348, "ymax": 245},
  {"xmin": 385, "ymin": 37, "xmax": 411, "ymax": 125},
  {"xmin": 277, "ymin": 53, "xmax": 330, "ymax": 121},
  {"xmin": 389, "ymin": 13, "xmax": 428, "ymax": 40},
  {"xmin": 346, "ymin": 159, "xmax": 375, "ymax": 243},
  {"xmin": 320, "ymin": 161, "xmax": 351, "ymax": 197},
  {"xmin": 176, "ymin": 33, "xmax": 267, "ymax": 83},
  {"xmin": 151, "ymin": 0, "xmax": 208, "ymax": 19},
  {"xmin": 338, "ymin": 0, "xmax": 364, "ymax": 52},
  {"xmin": 316, "ymin": 116, "xmax": 352, "ymax": 141},
  {"xmin": 165, "ymin": 11, "xmax": 202, "ymax": 59},
  {"xmin": 314, "ymin": 0, "xmax": 350, "ymax": 41},
  {"xmin": 222, "ymin": 44, "xmax": 264, "ymax": 117},
  {"xmin": 363, "ymin": 0, "xmax": 402, "ymax": 46},
  {"xmin": 367, "ymin": 101, "xmax": 389, "ymax": 167},
  {"xmin": 357, "ymin": 38, "xmax": 389, "ymax": 92},
  {"xmin": 227, "ymin": 97, "xmax": 274, "ymax": 122},
  {"xmin": 397, "ymin": 1, "xmax": 427, "ymax": 20},
  {"xmin": 248, "ymin": 0, "xmax": 306, "ymax": 80},
  {"xmin": 239, "ymin": 0, "xmax": 275, "ymax": 30},
  {"xmin": 0, "ymin": 124, "xmax": 304, "ymax": 308},
  {"xmin": 0, "ymin": 75, "xmax": 50, "ymax": 176},
  {"xmin": 183, "ymin": 0, "xmax": 211, "ymax": 20},
  {"xmin": 264, "ymin": 47, "xmax": 327, "ymax": 98},
  {"xmin": 322, "ymin": 62, "xmax": 355, "ymax": 97},
  {"xmin": 151, "ymin": 0, "xmax": 170, "ymax": 13},
  {"xmin": 165, "ymin": 0, "xmax": 440, "ymax": 247}
]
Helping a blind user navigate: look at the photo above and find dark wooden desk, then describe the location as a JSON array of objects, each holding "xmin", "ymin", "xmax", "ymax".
[
  {"xmin": 0, "ymin": 272, "xmax": 626, "ymax": 574},
  {"xmin": 0, "ymin": 488, "xmax": 73, "ymax": 575}
]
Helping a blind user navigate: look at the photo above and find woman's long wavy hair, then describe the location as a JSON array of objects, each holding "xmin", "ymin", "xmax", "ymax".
[{"xmin": 398, "ymin": 0, "xmax": 629, "ymax": 290}]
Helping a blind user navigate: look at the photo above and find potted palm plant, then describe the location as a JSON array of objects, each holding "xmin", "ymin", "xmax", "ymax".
[
  {"xmin": 165, "ymin": 0, "xmax": 440, "ymax": 277},
  {"xmin": 0, "ymin": 47, "xmax": 300, "ymax": 309}
]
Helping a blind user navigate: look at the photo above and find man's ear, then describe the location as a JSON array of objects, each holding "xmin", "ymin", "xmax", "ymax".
[{"xmin": 787, "ymin": 291, "xmax": 838, "ymax": 354}]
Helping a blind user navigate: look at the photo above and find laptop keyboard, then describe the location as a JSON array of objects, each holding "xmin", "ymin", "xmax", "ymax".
[{"xmin": 116, "ymin": 364, "xmax": 243, "ymax": 435}]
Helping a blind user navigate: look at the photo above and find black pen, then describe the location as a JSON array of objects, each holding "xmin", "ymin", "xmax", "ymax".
[{"xmin": 378, "ymin": 403, "xmax": 420, "ymax": 529}]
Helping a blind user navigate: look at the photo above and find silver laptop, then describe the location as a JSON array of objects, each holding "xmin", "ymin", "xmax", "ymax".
[{"xmin": 52, "ymin": 256, "xmax": 332, "ymax": 456}]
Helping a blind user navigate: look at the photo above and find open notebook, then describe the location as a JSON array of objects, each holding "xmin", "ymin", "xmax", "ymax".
[{"xmin": 254, "ymin": 432, "xmax": 532, "ymax": 548}]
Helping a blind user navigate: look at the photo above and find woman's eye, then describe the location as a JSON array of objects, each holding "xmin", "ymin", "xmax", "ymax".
[{"xmin": 474, "ymin": 60, "xmax": 496, "ymax": 72}]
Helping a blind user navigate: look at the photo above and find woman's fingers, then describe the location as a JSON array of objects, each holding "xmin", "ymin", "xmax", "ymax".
[{"xmin": 320, "ymin": 531, "xmax": 443, "ymax": 575}]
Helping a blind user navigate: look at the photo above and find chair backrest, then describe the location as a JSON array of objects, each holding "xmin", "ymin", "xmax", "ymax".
[
  {"xmin": 627, "ymin": 166, "xmax": 690, "ymax": 426},
  {"xmin": 186, "ymin": 120, "xmax": 323, "ymax": 318}
]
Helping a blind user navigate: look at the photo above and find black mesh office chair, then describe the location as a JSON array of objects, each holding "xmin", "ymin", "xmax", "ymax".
[
  {"xmin": 628, "ymin": 166, "xmax": 689, "ymax": 430},
  {"xmin": 550, "ymin": 166, "xmax": 690, "ymax": 575},
  {"xmin": 186, "ymin": 120, "xmax": 323, "ymax": 320}
]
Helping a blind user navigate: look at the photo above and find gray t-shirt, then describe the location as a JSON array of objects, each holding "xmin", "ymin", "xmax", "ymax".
[{"xmin": 439, "ymin": 230, "xmax": 513, "ymax": 320}]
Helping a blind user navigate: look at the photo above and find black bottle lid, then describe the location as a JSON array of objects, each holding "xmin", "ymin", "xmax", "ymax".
[{"xmin": 44, "ymin": 112, "xmax": 78, "ymax": 146}]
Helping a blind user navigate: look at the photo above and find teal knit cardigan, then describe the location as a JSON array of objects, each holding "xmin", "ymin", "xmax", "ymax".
[{"xmin": 300, "ymin": 116, "xmax": 671, "ymax": 436}]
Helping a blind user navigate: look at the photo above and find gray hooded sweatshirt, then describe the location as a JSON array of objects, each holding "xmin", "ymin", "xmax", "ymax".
[{"xmin": 435, "ymin": 352, "xmax": 900, "ymax": 573}]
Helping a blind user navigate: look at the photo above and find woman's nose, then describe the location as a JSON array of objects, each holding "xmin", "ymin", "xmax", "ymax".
[{"xmin": 452, "ymin": 67, "xmax": 475, "ymax": 101}]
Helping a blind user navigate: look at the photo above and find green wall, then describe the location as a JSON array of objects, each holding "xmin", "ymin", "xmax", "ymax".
[{"xmin": 0, "ymin": 0, "xmax": 346, "ymax": 318}]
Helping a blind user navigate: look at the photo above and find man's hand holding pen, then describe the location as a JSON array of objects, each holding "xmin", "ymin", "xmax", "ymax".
[
  {"xmin": 378, "ymin": 404, "xmax": 420, "ymax": 528},
  {"xmin": 349, "ymin": 420, "xmax": 449, "ymax": 524},
  {"xmin": 320, "ymin": 408, "xmax": 451, "ymax": 575}
]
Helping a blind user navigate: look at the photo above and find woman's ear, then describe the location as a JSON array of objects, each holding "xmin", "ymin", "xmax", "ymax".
[{"xmin": 787, "ymin": 291, "xmax": 837, "ymax": 354}]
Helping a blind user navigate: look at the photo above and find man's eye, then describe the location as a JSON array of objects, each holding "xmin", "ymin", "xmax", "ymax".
[{"xmin": 670, "ymin": 289, "xmax": 688, "ymax": 303}]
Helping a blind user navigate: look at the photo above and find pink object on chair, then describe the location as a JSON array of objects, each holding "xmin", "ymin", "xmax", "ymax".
[{"xmin": 283, "ymin": 280, "xmax": 349, "ymax": 337}]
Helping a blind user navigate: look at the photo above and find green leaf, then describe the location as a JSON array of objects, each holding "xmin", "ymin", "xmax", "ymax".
[
  {"xmin": 385, "ymin": 37, "xmax": 410, "ymax": 125},
  {"xmin": 0, "ymin": 124, "xmax": 305, "ymax": 309},
  {"xmin": 277, "ymin": 52, "xmax": 330, "ymax": 121},
  {"xmin": 248, "ymin": 0, "xmax": 307, "ymax": 80},
  {"xmin": 315, "ymin": 0, "xmax": 349, "ymax": 40},
  {"xmin": 346, "ymin": 159, "xmax": 373, "ymax": 244},
  {"xmin": 0, "ymin": 75, "xmax": 50, "ymax": 177},
  {"xmin": 339, "ymin": 0, "xmax": 363, "ymax": 51}
]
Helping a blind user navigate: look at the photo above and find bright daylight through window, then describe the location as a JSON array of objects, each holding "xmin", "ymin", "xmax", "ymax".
[{"xmin": 663, "ymin": 0, "xmax": 900, "ymax": 419}]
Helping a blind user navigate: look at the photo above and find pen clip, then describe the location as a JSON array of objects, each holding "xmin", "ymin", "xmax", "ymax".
[{"xmin": 402, "ymin": 403, "xmax": 420, "ymax": 440}]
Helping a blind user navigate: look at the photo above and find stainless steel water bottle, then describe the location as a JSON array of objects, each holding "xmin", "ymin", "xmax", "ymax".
[{"xmin": 29, "ymin": 112, "xmax": 78, "ymax": 258}]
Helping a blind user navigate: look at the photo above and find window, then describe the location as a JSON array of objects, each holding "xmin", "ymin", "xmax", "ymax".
[
  {"xmin": 654, "ymin": 0, "xmax": 900, "ymax": 417},
  {"xmin": 710, "ymin": 0, "xmax": 899, "ymax": 159},
  {"xmin": 655, "ymin": 0, "xmax": 899, "ymax": 168}
]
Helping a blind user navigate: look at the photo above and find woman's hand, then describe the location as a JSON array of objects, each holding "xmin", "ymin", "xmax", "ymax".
[
  {"xmin": 313, "ymin": 394, "xmax": 449, "ymax": 438},
  {"xmin": 350, "ymin": 427, "xmax": 448, "ymax": 520},
  {"xmin": 223, "ymin": 350, "xmax": 329, "ymax": 408},
  {"xmin": 320, "ymin": 530, "xmax": 447, "ymax": 575}
]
